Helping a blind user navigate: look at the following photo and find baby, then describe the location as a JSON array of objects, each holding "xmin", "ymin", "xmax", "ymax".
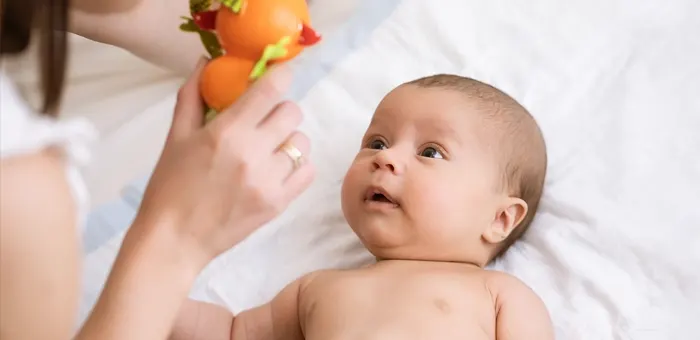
[{"xmin": 170, "ymin": 74, "xmax": 553, "ymax": 339}]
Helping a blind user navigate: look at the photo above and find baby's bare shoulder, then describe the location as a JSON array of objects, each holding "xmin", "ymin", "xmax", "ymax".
[
  {"xmin": 482, "ymin": 270, "xmax": 538, "ymax": 301},
  {"xmin": 482, "ymin": 271, "xmax": 555, "ymax": 339},
  {"xmin": 482, "ymin": 270, "xmax": 526, "ymax": 287}
]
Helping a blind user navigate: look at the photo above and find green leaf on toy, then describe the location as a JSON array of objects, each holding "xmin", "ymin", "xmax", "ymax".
[
  {"xmin": 189, "ymin": 0, "xmax": 213, "ymax": 14},
  {"xmin": 220, "ymin": 0, "xmax": 243, "ymax": 13},
  {"xmin": 179, "ymin": 17, "xmax": 223, "ymax": 58},
  {"xmin": 200, "ymin": 31, "xmax": 223, "ymax": 58},
  {"xmin": 250, "ymin": 36, "xmax": 291, "ymax": 80},
  {"xmin": 179, "ymin": 17, "xmax": 198, "ymax": 32}
]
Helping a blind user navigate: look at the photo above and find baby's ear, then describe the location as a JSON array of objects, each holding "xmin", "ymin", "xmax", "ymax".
[{"xmin": 482, "ymin": 197, "xmax": 528, "ymax": 244}]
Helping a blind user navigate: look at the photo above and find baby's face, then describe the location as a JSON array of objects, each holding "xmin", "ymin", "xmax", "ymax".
[{"xmin": 341, "ymin": 85, "xmax": 506, "ymax": 264}]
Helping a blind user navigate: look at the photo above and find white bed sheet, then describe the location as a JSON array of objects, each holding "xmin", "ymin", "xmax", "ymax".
[{"xmin": 80, "ymin": 0, "xmax": 700, "ymax": 338}]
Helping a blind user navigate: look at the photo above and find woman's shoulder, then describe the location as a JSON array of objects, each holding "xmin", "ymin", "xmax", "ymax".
[{"xmin": 0, "ymin": 69, "xmax": 98, "ymax": 226}]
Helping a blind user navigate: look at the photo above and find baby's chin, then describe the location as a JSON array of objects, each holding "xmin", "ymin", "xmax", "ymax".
[
  {"xmin": 360, "ymin": 237, "xmax": 483, "ymax": 265},
  {"xmin": 360, "ymin": 239, "xmax": 476, "ymax": 264},
  {"xmin": 346, "ymin": 215, "xmax": 484, "ymax": 264}
]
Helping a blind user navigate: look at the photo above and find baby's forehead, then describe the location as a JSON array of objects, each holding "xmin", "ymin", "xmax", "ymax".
[{"xmin": 371, "ymin": 87, "xmax": 493, "ymax": 138}]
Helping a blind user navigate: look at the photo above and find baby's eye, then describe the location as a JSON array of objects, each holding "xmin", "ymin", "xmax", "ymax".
[
  {"xmin": 420, "ymin": 147, "xmax": 443, "ymax": 159},
  {"xmin": 368, "ymin": 139, "xmax": 387, "ymax": 150}
]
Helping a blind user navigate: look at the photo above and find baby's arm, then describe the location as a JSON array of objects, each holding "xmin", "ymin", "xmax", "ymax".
[
  {"xmin": 491, "ymin": 274, "xmax": 555, "ymax": 340},
  {"xmin": 169, "ymin": 299, "xmax": 235, "ymax": 340},
  {"xmin": 170, "ymin": 278, "xmax": 305, "ymax": 340}
]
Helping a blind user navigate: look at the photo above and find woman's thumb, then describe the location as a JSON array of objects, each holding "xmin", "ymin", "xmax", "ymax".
[{"xmin": 169, "ymin": 57, "xmax": 209, "ymax": 141}]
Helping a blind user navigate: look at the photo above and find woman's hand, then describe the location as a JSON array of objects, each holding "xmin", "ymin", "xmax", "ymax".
[
  {"xmin": 76, "ymin": 58, "xmax": 314, "ymax": 340},
  {"xmin": 137, "ymin": 57, "xmax": 315, "ymax": 268}
]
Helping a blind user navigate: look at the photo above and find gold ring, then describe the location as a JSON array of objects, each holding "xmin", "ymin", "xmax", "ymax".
[{"xmin": 279, "ymin": 142, "xmax": 303, "ymax": 170}]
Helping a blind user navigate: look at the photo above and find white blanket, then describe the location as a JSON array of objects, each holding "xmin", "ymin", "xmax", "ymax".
[{"xmin": 81, "ymin": 0, "xmax": 700, "ymax": 338}]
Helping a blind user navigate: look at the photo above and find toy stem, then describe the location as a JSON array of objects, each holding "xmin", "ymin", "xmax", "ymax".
[
  {"xmin": 179, "ymin": 17, "xmax": 223, "ymax": 58},
  {"xmin": 250, "ymin": 36, "xmax": 292, "ymax": 80},
  {"xmin": 205, "ymin": 108, "xmax": 218, "ymax": 123}
]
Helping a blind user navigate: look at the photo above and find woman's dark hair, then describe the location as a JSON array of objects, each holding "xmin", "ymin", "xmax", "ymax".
[{"xmin": 1, "ymin": 0, "xmax": 69, "ymax": 116}]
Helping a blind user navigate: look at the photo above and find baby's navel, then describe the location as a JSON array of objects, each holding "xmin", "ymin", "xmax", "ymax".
[{"xmin": 433, "ymin": 298, "xmax": 451, "ymax": 314}]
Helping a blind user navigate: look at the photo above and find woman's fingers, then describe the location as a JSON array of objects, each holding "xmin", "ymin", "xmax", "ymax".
[
  {"xmin": 270, "ymin": 131, "xmax": 311, "ymax": 183},
  {"xmin": 215, "ymin": 65, "xmax": 293, "ymax": 131},
  {"xmin": 282, "ymin": 161, "xmax": 316, "ymax": 205},
  {"xmin": 259, "ymin": 101, "xmax": 303, "ymax": 151},
  {"xmin": 169, "ymin": 57, "xmax": 208, "ymax": 142},
  {"xmin": 269, "ymin": 130, "xmax": 316, "ymax": 211}
]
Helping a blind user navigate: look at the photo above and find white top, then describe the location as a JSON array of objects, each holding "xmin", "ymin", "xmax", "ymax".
[{"xmin": 0, "ymin": 69, "xmax": 98, "ymax": 228}]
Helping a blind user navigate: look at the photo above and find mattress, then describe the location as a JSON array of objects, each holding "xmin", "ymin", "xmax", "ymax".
[{"xmin": 80, "ymin": 0, "xmax": 699, "ymax": 338}]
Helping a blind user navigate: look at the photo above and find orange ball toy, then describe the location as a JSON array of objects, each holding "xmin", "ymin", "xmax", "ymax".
[
  {"xmin": 199, "ymin": 55, "xmax": 256, "ymax": 113},
  {"xmin": 181, "ymin": 0, "xmax": 321, "ymax": 115},
  {"xmin": 216, "ymin": 0, "xmax": 313, "ymax": 62}
]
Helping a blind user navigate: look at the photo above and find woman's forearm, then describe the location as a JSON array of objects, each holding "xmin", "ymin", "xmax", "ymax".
[
  {"xmin": 76, "ymin": 217, "xmax": 205, "ymax": 340},
  {"xmin": 69, "ymin": 0, "xmax": 205, "ymax": 75}
]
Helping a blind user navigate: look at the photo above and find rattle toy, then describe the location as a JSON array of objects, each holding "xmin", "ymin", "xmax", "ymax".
[{"xmin": 180, "ymin": 0, "xmax": 321, "ymax": 120}]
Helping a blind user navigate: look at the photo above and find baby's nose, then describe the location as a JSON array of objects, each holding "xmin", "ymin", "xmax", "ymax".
[
  {"xmin": 372, "ymin": 150, "xmax": 402, "ymax": 174},
  {"xmin": 375, "ymin": 160, "xmax": 395, "ymax": 172}
]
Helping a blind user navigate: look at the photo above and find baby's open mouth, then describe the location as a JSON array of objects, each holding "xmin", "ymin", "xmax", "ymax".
[
  {"xmin": 371, "ymin": 192, "xmax": 392, "ymax": 203},
  {"xmin": 365, "ymin": 187, "xmax": 399, "ymax": 207}
]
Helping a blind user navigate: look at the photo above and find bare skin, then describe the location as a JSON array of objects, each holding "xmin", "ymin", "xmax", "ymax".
[
  {"xmin": 0, "ymin": 148, "xmax": 80, "ymax": 340},
  {"xmin": 172, "ymin": 262, "xmax": 552, "ymax": 340},
  {"xmin": 1, "ymin": 1, "xmax": 311, "ymax": 338},
  {"xmin": 69, "ymin": 0, "xmax": 206, "ymax": 74},
  {"xmin": 299, "ymin": 262, "xmax": 500, "ymax": 340},
  {"xmin": 169, "ymin": 84, "xmax": 554, "ymax": 339},
  {"xmin": 0, "ymin": 61, "xmax": 313, "ymax": 339}
]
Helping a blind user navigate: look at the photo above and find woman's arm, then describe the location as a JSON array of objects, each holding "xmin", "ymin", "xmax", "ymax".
[
  {"xmin": 75, "ymin": 215, "xmax": 204, "ymax": 339},
  {"xmin": 0, "ymin": 150, "xmax": 216, "ymax": 340},
  {"xmin": 77, "ymin": 61, "xmax": 313, "ymax": 339},
  {"xmin": 0, "ymin": 149, "xmax": 191, "ymax": 340},
  {"xmin": 0, "ymin": 149, "xmax": 81, "ymax": 339},
  {"xmin": 68, "ymin": 0, "xmax": 206, "ymax": 74}
]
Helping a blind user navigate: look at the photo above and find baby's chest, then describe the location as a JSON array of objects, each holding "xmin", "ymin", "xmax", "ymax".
[{"xmin": 299, "ymin": 275, "xmax": 496, "ymax": 338}]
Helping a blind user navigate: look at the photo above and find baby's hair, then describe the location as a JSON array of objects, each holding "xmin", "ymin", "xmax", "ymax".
[{"xmin": 405, "ymin": 74, "xmax": 547, "ymax": 260}]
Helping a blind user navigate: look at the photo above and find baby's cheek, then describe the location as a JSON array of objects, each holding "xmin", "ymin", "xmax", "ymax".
[
  {"xmin": 410, "ymin": 181, "xmax": 460, "ymax": 219},
  {"xmin": 343, "ymin": 164, "xmax": 365, "ymax": 190},
  {"xmin": 423, "ymin": 181, "xmax": 484, "ymax": 219}
]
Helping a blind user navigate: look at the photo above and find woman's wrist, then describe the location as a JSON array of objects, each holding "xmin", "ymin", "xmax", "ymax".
[
  {"xmin": 126, "ymin": 212, "xmax": 212, "ymax": 278},
  {"xmin": 76, "ymin": 215, "xmax": 209, "ymax": 339}
]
